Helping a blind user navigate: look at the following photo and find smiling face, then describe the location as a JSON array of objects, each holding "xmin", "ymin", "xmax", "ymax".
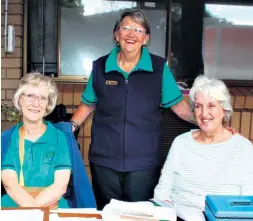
[
  {"xmin": 194, "ymin": 91, "xmax": 226, "ymax": 133},
  {"xmin": 19, "ymin": 84, "xmax": 49, "ymax": 124},
  {"xmin": 116, "ymin": 16, "xmax": 149, "ymax": 54}
]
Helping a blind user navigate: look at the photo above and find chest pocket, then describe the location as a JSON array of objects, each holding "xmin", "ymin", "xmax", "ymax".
[{"xmin": 43, "ymin": 149, "xmax": 55, "ymax": 164}]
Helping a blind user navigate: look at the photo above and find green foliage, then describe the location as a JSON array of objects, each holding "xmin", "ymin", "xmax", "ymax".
[{"xmin": 1, "ymin": 103, "xmax": 20, "ymax": 123}]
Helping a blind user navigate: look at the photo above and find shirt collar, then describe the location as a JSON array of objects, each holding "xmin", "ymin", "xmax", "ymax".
[
  {"xmin": 105, "ymin": 47, "xmax": 153, "ymax": 73},
  {"xmin": 11, "ymin": 121, "xmax": 58, "ymax": 145},
  {"xmin": 36, "ymin": 121, "xmax": 58, "ymax": 145}
]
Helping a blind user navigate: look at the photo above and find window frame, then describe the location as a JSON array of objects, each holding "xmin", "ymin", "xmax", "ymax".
[{"xmin": 23, "ymin": 0, "xmax": 253, "ymax": 86}]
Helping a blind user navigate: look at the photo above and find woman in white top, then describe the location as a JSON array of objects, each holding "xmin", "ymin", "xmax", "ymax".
[{"xmin": 154, "ymin": 75, "xmax": 253, "ymax": 211}]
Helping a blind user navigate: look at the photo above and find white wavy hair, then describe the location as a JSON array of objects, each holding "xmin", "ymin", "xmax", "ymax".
[{"xmin": 189, "ymin": 75, "xmax": 233, "ymax": 125}]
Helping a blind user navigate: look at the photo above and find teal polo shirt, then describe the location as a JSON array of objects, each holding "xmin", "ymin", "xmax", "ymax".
[
  {"xmin": 81, "ymin": 47, "xmax": 183, "ymax": 108},
  {"xmin": 1, "ymin": 121, "xmax": 72, "ymax": 208}
]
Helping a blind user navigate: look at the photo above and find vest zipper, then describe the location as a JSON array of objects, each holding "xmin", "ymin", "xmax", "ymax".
[{"xmin": 123, "ymin": 79, "xmax": 128, "ymax": 169}]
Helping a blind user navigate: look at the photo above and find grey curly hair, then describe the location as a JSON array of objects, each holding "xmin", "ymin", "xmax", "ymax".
[
  {"xmin": 13, "ymin": 72, "xmax": 58, "ymax": 116},
  {"xmin": 189, "ymin": 75, "xmax": 233, "ymax": 125}
]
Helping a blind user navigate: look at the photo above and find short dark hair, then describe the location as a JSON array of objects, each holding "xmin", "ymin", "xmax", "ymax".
[
  {"xmin": 113, "ymin": 20, "xmax": 120, "ymax": 40},
  {"xmin": 119, "ymin": 9, "xmax": 151, "ymax": 35}
]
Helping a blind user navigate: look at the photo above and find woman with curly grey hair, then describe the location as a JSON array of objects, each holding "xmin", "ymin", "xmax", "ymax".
[
  {"xmin": 154, "ymin": 75, "xmax": 253, "ymax": 213},
  {"xmin": 1, "ymin": 73, "xmax": 72, "ymax": 208}
]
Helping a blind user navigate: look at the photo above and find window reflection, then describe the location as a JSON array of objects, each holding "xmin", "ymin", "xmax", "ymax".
[
  {"xmin": 60, "ymin": 0, "xmax": 167, "ymax": 78},
  {"xmin": 82, "ymin": 0, "xmax": 137, "ymax": 16},
  {"xmin": 203, "ymin": 4, "xmax": 253, "ymax": 80}
]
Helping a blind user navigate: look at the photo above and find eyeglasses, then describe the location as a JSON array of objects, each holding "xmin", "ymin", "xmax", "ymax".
[
  {"xmin": 22, "ymin": 93, "xmax": 49, "ymax": 104},
  {"xmin": 119, "ymin": 25, "xmax": 146, "ymax": 36}
]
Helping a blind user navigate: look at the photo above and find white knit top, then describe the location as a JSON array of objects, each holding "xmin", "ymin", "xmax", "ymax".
[{"xmin": 154, "ymin": 130, "xmax": 253, "ymax": 211}]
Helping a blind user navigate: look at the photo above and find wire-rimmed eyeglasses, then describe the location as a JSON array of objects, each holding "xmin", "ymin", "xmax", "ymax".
[
  {"xmin": 119, "ymin": 25, "xmax": 146, "ymax": 36},
  {"xmin": 22, "ymin": 93, "xmax": 49, "ymax": 104}
]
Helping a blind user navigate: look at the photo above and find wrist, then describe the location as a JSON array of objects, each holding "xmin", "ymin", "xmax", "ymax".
[{"xmin": 70, "ymin": 120, "xmax": 80, "ymax": 132}]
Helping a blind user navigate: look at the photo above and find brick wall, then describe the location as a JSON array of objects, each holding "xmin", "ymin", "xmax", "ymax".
[
  {"xmin": 1, "ymin": 0, "xmax": 24, "ymax": 130},
  {"xmin": 56, "ymin": 84, "xmax": 253, "ymax": 179},
  {"xmin": 229, "ymin": 87, "xmax": 253, "ymax": 144}
]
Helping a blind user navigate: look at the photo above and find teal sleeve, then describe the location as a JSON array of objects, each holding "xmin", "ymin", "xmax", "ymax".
[
  {"xmin": 1, "ymin": 148, "xmax": 17, "ymax": 172},
  {"xmin": 81, "ymin": 72, "xmax": 98, "ymax": 105},
  {"xmin": 54, "ymin": 131, "xmax": 72, "ymax": 171},
  {"xmin": 161, "ymin": 63, "xmax": 183, "ymax": 108}
]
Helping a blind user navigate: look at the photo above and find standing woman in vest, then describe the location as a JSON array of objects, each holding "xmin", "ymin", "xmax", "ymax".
[
  {"xmin": 1, "ymin": 73, "xmax": 72, "ymax": 208},
  {"xmin": 71, "ymin": 9, "xmax": 193, "ymax": 210}
]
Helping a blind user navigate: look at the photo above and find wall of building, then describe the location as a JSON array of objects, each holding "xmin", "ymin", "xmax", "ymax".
[
  {"xmin": 1, "ymin": 1, "xmax": 253, "ymax": 181},
  {"xmin": 1, "ymin": 0, "xmax": 24, "ymax": 129}
]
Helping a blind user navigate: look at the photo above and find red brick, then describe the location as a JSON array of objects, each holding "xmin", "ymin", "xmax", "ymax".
[
  {"xmin": 6, "ymin": 68, "xmax": 22, "ymax": 78},
  {"xmin": 7, "ymin": 47, "xmax": 22, "ymax": 58},
  {"xmin": 56, "ymin": 84, "xmax": 64, "ymax": 104},
  {"xmin": 241, "ymin": 112, "xmax": 251, "ymax": 139},
  {"xmin": 74, "ymin": 84, "xmax": 83, "ymax": 105},
  {"xmin": 15, "ymin": 37, "xmax": 22, "ymax": 47},
  {"xmin": 78, "ymin": 123, "xmax": 84, "ymax": 138},
  {"xmin": 1, "ymin": 89, "xmax": 6, "ymax": 99},
  {"xmin": 1, "ymin": 47, "xmax": 6, "ymax": 58},
  {"xmin": 1, "ymin": 15, "xmax": 23, "ymax": 25},
  {"xmin": 62, "ymin": 85, "xmax": 74, "ymax": 105},
  {"xmin": 2, "ymin": 58, "xmax": 22, "ymax": 68},
  {"xmin": 83, "ymin": 137, "xmax": 91, "ymax": 166},
  {"xmin": 1, "ymin": 4, "xmax": 23, "ymax": 15},
  {"xmin": 1, "ymin": 69, "xmax": 6, "ymax": 78},
  {"xmin": 230, "ymin": 96, "xmax": 235, "ymax": 107},
  {"xmin": 6, "ymin": 89, "xmax": 15, "ymax": 99},
  {"xmin": 238, "ymin": 88, "xmax": 253, "ymax": 109},
  {"xmin": 84, "ymin": 114, "xmax": 93, "ymax": 137},
  {"xmin": 4, "ymin": 0, "xmax": 23, "ymax": 3},
  {"xmin": 230, "ymin": 88, "xmax": 245, "ymax": 109},
  {"xmin": 231, "ymin": 112, "xmax": 241, "ymax": 133},
  {"xmin": 1, "ymin": 79, "xmax": 19, "ymax": 89},
  {"xmin": 245, "ymin": 97, "xmax": 253, "ymax": 109}
]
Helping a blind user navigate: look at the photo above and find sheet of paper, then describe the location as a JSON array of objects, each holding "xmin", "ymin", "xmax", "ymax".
[
  {"xmin": 0, "ymin": 209, "xmax": 44, "ymax": 221},
  {"xmin": 175, "ymin": 205, "xmax": 206, "ymax": 221},
  {"xmin": 102, "ymin": 199, "xmax": 176, "ymax": 221}
]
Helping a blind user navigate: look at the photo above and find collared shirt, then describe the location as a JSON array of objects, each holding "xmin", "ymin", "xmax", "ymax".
[
  {"xmin": 1, "ymin": 121, "xmax": 72, "ymax": 208},
  {"xmin": 81, "ymin": 47, "xmax": 183, "ymax": 108}
]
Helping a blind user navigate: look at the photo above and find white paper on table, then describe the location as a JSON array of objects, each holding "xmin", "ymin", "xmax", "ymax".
[
  {"xmin": 175, "ymin": 205, "xmax": 206, "ymax": 221},
  {"xmin": 102, "ymin": 199, "xmax": 176, "ymax": 221},
  {"xmin": 0, "ymin": 209, "xmax": 44, "ymax": 221}
]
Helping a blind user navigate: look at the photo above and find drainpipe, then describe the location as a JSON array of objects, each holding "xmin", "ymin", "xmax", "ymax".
[{"xmin": 4, "ymin": 0, "xmax": 8, "ymax": 51}]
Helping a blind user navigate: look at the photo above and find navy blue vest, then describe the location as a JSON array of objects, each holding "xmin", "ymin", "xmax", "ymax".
[{"xmin": 89, "ymin": 53, "xmax": 166, "ymax": 171}]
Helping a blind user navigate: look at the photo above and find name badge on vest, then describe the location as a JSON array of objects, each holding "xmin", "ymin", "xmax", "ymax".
[{"xmin": 106, "ymin": 80, "xmax": 118, "ymax": 85}]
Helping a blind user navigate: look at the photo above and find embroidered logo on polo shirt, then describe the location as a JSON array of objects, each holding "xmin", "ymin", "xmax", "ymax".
[
  {"xmin": 44, "ymin": 151, "xmax": 55, "ymax": 163},
  {"xmin": 106, "ymin": 80, "xmax": 118, "ymax": 85}
]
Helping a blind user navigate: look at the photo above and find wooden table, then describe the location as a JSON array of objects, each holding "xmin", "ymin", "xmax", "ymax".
[{"xmin": 2, "ymin": 207, "xmax": 103, "ymax": 221}]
